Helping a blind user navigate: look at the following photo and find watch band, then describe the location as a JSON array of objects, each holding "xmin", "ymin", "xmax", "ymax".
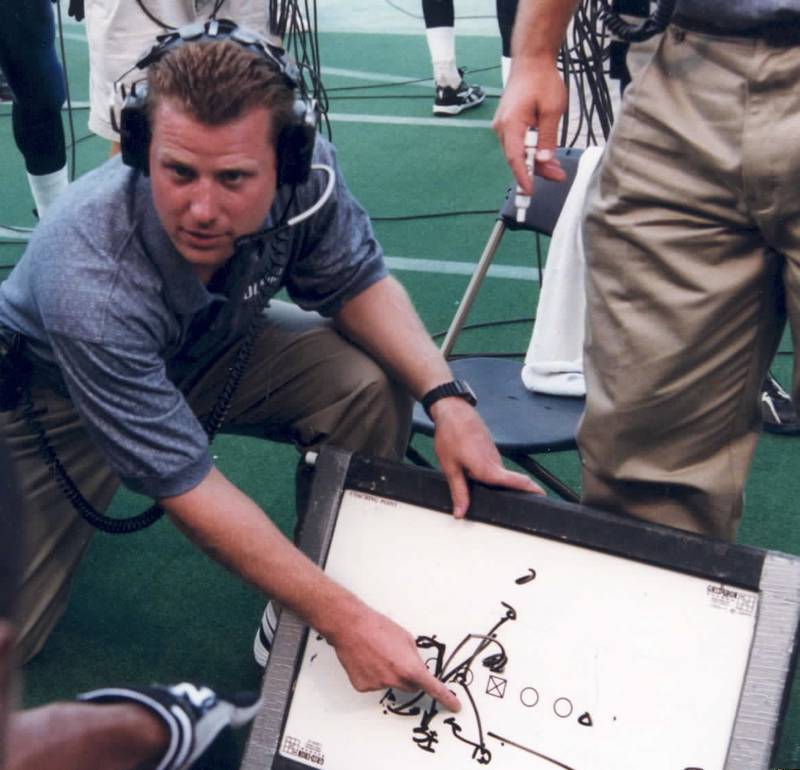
[{"xmin": 420, "ymin": 379, "xmax": 477, "ymax": 419}]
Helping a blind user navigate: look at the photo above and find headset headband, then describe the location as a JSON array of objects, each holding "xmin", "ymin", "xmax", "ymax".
[
  {"xmin": 135, "ymin": 18, "xmax": 302, "ymax": 88},
  {"xmin": 118, "ymin": 19, "xmax": 317, "ymax": 186}
]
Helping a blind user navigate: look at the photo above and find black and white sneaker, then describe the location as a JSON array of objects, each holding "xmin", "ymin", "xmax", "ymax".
[
  {"xmin": 433, "ymin": 70, "xmax": 485, "ymax": 116},
  {"xmin": 77, "ymin": 682, "xmax": 261, "ymax": 770},
  {"xmin": 253, "ymin": 600, "xmax": 279, "ymax": 667},
  {"xmin": 761, "ymin": 372, "xmax": 800, "ymax": 435}
]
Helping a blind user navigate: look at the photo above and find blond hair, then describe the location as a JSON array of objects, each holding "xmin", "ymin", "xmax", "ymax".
[{"xmin": 147, "ymin": 38, "xmax": 296, "ymax": 145}]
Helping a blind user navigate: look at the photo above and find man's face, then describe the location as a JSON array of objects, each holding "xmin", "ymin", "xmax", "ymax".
[{"xmin": 149, "ymin": 99, "xmax": 278, "ymax": 283}]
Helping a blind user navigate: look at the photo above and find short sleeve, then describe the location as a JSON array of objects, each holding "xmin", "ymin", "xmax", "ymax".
[
  {"xmin": 282, "ymin": 138, "xmax": 389, "ymax": 317},
  {"xmin": 48, "ymin": 332, "xmax": 212, "ymax": 499}
]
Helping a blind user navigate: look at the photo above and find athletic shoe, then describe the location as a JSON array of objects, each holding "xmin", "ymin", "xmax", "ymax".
[
  {"xmin": 761, "ymin": 372, "xmax": 800, "ymax": 435},
  {"xmin": 77, "ymin": 682, "xmax": 261, "ymax": 770},
  {"xmin": 253, "ymin": 600, "xmax": 279, "ymax": 667},
  {"xmin": 433, "ymin": 70, "xmax": 485, "ymax": 116}
]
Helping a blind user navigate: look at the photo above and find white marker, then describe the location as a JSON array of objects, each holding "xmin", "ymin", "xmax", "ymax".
[{"xmin": 514, "ymin": 128, "xmax": 538, "ymax": 224}]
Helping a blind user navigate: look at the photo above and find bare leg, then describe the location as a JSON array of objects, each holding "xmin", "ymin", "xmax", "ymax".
[{"xmin": 6, "ymin": 701, "xmax": 168, "ymax": 770}]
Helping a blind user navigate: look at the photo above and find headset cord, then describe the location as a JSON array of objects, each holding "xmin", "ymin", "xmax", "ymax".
[
  {"xmin": 134, "ymin": 0, "xmax": 176, "ymax": 30},
  {"xmin": 600, "ymin": 0, "xmax": 677, "ymax": 43},
  {"xmin": 20, "ymin": 240, "xmax": 281, "ymax": 535},
  {"xmin": 132, "ymin": 0, "xmax": 226, "ymax": 29},
  {"xmin": 199, "ymin": 251, "xmax": 279, "ymax": 439},
  {"xmin": 21, "ymin": 389, "xmax": 164, "ymax": 534}
]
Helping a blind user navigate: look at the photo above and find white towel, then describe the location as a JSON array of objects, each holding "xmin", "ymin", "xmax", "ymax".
[{"xmin": 521, "ymin": 146, "xmax": 604, "ymax": 397}]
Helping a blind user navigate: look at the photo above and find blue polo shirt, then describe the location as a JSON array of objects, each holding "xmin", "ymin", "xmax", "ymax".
[{"xmin": 0, "ymin": 136, "xmax": 387, "ymax": 499}]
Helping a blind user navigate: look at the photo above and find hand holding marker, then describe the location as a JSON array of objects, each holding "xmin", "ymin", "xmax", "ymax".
[{"xmin": 514, "ymin": 128, "xmax": 538, "ymax": 223}]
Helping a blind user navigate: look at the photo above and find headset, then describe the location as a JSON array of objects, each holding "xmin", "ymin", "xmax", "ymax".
[{"xmin": 114, "ymin": 18, "xmax": 318, "ymax": 187}]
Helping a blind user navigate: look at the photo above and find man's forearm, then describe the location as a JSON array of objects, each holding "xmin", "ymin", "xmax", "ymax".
[
  {"xmin": 160, "ymin": 467, "xmax": 363, "ymax": 640},
  {"xmin": 160, "ymin": 466, "xmax": 463, "ymax": 709},
  {"xmin": 334, "ymin": 276, "xmax": 452, "ymax": 400},
  {"xmin": 512, "ymin": 0, "xmax": 580, "ymax": 63}
]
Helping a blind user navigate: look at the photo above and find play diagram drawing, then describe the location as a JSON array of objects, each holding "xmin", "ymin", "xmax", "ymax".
[{"xmin": 278, "ymin": 490, "xmax": 758, "ymax": 770}]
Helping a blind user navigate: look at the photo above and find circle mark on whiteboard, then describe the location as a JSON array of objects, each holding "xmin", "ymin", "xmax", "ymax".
[{"xmin": 553, "ymin": 697, "xmax": 573, "ymax": 718}]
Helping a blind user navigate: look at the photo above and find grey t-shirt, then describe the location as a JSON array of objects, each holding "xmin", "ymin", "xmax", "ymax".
[
  {"xmin": 676, "ymin": 0, "xmax": 800, "ymax": 29},
  {"xmin": 0, "ymin": 136, "xmax": 387, "ymax": 499}
]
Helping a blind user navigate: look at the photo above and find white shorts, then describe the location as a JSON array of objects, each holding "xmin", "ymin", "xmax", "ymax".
[{"xmin": 85, "ymin": 0, "xmax": 269, "ymax": 141}]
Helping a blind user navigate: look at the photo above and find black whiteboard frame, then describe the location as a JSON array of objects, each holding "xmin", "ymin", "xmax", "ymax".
[{"xmin": 240, "ymin": 447, "xmax": 800, "ymax": 770}]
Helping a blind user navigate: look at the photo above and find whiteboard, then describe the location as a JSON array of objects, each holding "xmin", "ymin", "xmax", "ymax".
[
  {"xmin": 278, "ymin": 489, "xmax": 758, "ymax": 770},
  {"xmin": 241, "ymin": 449, "xmax": 800, "ymax": 770}
]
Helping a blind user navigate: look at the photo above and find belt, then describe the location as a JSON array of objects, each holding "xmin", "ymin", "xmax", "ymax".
[{"xmin": 671, "ymin": 14, "xmax": 800, "ymax": 45}]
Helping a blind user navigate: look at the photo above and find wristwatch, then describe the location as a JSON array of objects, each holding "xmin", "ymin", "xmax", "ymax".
[{"xmin": 420, "ymin": 380, "xmax": 477, "ymax": 419}]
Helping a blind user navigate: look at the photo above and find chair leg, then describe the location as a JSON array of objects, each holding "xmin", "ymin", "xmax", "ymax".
[
  {"xmin": 510, "ymin": 453, "xmax": 580, "ymax": 503},
  {"xmin": 440, "ymin": 219, "xmax": 507, "ymax": 358}
]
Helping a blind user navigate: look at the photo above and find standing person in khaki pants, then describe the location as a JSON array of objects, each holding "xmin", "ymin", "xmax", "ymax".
[{"xmin": 493, "ymin": 0, "xmax": 800, "ymax": 541}]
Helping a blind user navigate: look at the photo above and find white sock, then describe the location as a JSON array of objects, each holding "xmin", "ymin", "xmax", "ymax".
[
  {"xmin": 501, "ymin": 56, "xmax": 512, "ymax": 88},
  {"xmin": 425, "ymin": 27, "xmax": 461, "ymax": 88},
  {"xmin": 27, "ymin": 166, "xmax": 69, "ymax": 218}
]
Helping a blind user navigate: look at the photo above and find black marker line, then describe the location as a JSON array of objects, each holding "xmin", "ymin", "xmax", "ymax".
[
  {"xmin": 442, "ymin": 635, "xmax": 509, "ymax": 683},
  {"xmin": 386, "ymin": 606, "xmax": 518, "ymax": 760},
  {"xmin": 384, "ymin": 691, "xmax": 424, "ymax": 716},
  {"xmin": 444, "ymin": 717, "xmax": 491, "ymax": 765},
  {"xmin": 486, "ymin": 732, "xmax": 578, "ymax": 770},
  {"xmin": 442, "ymin": 680, "xmax": 491, "ymax": 764},
  {"xmin": 441, "ymin": 601, "xmax": 517, "ymax": 676},
  {"xmin": 417, "ymin": 635, "xmax": 447, "ymax": 678},
  {"xmin": 515, "ymin": 568, "xmax": 537, "ymax": 585},
  {"xmin": 461, "ymin": 678, "xmax": 488, "ymax": 753}
]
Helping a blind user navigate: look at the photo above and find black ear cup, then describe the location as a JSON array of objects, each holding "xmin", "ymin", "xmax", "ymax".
[
  {"xmin": 276, "ymin": 100, "xmax": 318, "ymax": 187},
  {"xmin": 119, "ymin": 81, "xmax": 151, "ymax": 173},
  {"xmin": 117, "ymin": 20, "xmax": 315, "ymax": 184}
]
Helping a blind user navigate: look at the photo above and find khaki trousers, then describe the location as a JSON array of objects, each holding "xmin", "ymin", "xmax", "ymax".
[
  {"xmin": 579, "ymin": 26, "xmax": 800, "ymax": 541},
  {"xmin": 4, "ymin": 302, "xmax": 412, "ymax": 663}
]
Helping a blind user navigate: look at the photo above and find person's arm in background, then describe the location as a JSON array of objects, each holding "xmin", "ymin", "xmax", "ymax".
[
  {"xmin": 161, "ymin": 467, "xmax": 461, "ymax": 712},
  {"xmin": 492, "ymin": 0, "xmax": 579, "ymax": 192},
  {"xmin": 334, "ymin": 276, "xmax": 544, "ymax": 518}
]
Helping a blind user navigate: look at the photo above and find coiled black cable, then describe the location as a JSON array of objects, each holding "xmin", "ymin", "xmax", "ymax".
[
  {"xmin": 270, "ymin": 0, "xmax": 331, "ymax": 138},
  {"xmin": 20, "ymin": 232, "xmax": 285, "ymax": 535},
  {"xmin": 601, "ymin": 0, "xmax": 677, "ymax": 42}
]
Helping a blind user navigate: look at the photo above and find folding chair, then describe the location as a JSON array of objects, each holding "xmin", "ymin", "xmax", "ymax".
[{"xmin": 408, "ymin": 148, "xmax": 586, "ymax": 502}]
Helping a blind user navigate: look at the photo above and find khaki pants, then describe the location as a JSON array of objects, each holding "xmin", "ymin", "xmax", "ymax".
[
  {"xmin": 579, "ymin": 26, "xmax": 800, "ymax": 540},
  {"xmin": 4, "ymin": 302, "xmax": 412, "ymax": 663},
  {"xmin": 0, "ymin": 438, "xmax": 22, "ymax": 754}
]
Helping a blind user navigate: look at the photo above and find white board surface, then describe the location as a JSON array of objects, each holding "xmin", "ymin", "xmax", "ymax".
[{"xmin": 279, "ymin": 490, "xmax": 759, "ymax": 770}]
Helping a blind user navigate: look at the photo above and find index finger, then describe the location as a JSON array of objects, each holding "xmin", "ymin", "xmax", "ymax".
[
  {"xmin": 492, "ymin": 116, "xmax": 531, "ymax": 193},
  {"xmin": 419, "ymin": 670, "xmax": 462, "ymax": 713}
]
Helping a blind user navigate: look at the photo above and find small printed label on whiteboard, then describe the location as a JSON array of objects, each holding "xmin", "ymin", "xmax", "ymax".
[
  {"xmin": 706, "ymin": 583, "xmax": 758, "ymax": 616},
  {"xmin": 282, "ymin": 735, "xmax": 326, "ymax": 766}
]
